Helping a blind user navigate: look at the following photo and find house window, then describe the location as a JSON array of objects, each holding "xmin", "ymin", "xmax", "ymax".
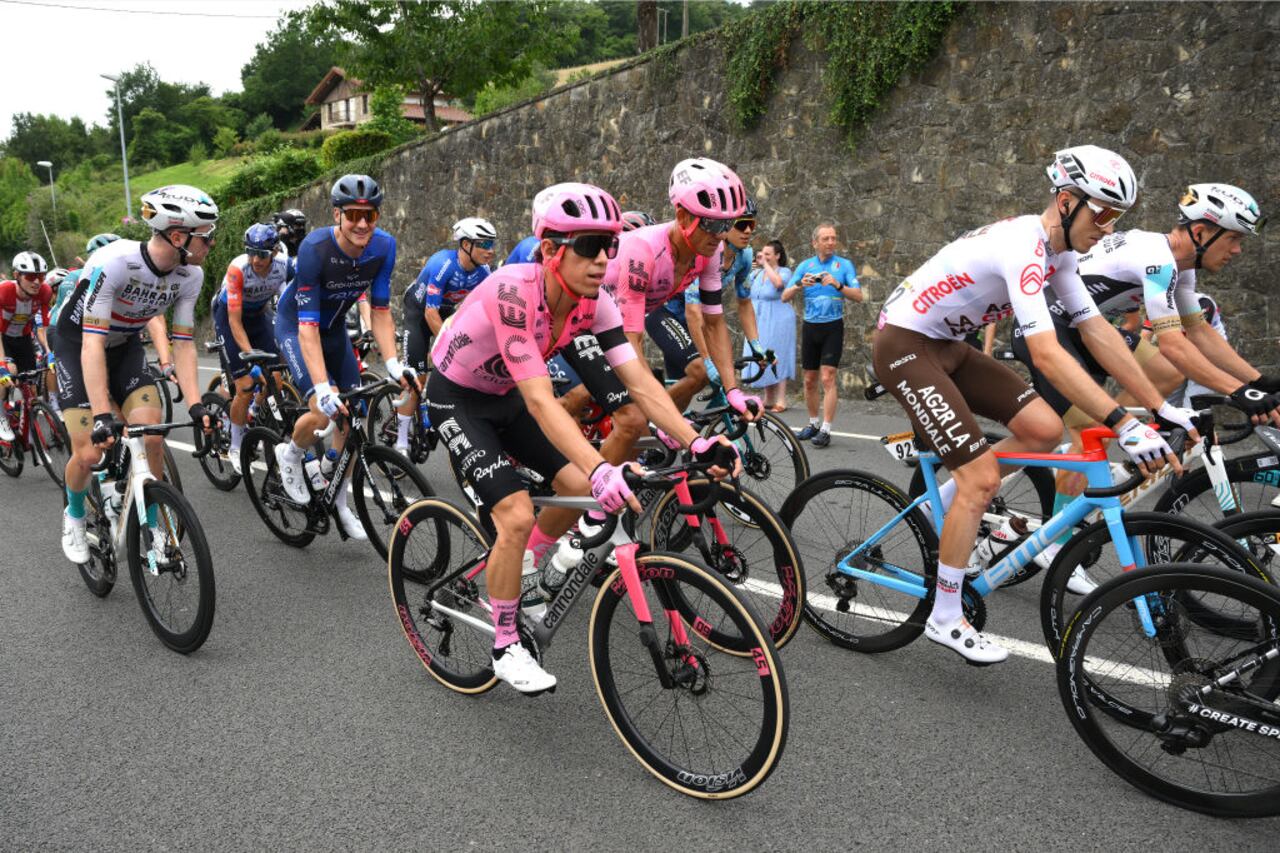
[
  {"xmin": 328, "ymin": 102, "xmax": 336, "ymax": 122},
  {"xmin": 362, "ymin": 94, "xmax": 368, "ymax": 115}
]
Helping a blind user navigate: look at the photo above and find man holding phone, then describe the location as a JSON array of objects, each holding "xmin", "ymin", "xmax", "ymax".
[{"xmin": 782, "ymin": 222, "xmax": 861, "ymax": 446}]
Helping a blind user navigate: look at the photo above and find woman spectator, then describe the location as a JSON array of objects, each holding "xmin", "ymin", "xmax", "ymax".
[{"xmin": 746, "ymin": 240, "xmax": 794, "ymax": 411}]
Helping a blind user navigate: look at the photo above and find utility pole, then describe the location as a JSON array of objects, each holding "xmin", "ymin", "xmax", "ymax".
[
  {"xmin": 682, "ymin": 0, "xmax": 688, "ymax": 39},
  {"xmin": 101, "ymin": 73, "xmax": 133, "ymax": 220}
]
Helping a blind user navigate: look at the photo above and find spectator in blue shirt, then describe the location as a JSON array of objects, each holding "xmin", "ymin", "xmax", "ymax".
[{"xmin": 782, "ymin": 222, "xmax": 862, "ymax": 447}]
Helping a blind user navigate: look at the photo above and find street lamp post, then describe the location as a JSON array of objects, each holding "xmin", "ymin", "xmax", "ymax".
[
  {"xmin": 35, "ymin": 160, "xmax": 56, "ymax": 226},
  {"xmin": 100, "ymin": 73, "xmax": 133, "ymax": 220}
]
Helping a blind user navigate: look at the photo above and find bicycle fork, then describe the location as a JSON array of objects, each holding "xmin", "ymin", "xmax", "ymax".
[{"xmin": 611, "ymin": 531, "xmax": 697, "ymax": 690}]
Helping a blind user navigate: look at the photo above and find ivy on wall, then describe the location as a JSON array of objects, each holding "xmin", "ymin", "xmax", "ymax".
[{"xmin": 723, "ymin": 1, "xmax": 958, "ymax": 144}]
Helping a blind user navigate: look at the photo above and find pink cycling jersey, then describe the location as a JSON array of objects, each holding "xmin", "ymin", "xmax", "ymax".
[
  {"xmin": 432, "ymin": 262, "xmax": 636, "ymax": 395},
  {"xmin": 601, "ymin": 222, "xmax": 724, "ymax": 334}
]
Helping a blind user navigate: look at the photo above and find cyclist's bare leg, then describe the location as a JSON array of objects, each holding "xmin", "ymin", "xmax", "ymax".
[
  {"xmin": 62, "ymin": 408, "xmax": 99, "ymax": 493},
  {"xmin": 489, "ymin": 490, "xmax": 535, "ymax": 600},
  {"xmin": 667, "ymin": 357, "xmax": 708, "ymax": 413},
  {"xmin": 557, "ymin": 384, "xmax": 591, "ymax": 420},
  {"xmin": 599, "ymin": 402, "xmax": 645, "ymax": 465},
  {"xmin": 291, "ymin": 397, "xmax": 348, "ymax": 460},
  {"xmin": 537, "ymin": 462, "xmax": 592, "ymax": 540},
  {"xmin": 938, "ymin": 452, "xmax": 1002, "ymax": 568},
  {"xmin": 231, "ymin": 374, "xmax": 255, "ymax": 427},
  {"xmin": 820, "ymin": 365, "xmax": 838, "ymax": 424},
  {"xmin": 122, "ymin": 386, "xmax": 165, "ymax": 479}
]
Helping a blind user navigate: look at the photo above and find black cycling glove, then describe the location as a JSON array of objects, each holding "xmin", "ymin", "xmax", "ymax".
[
  {"xmin": 1230, "ymin": 384, "xmax": 1280, "ymax": 419},
  {"xmin": 91, "ymin": 413, "xmax": 120, "ymax": 446}
]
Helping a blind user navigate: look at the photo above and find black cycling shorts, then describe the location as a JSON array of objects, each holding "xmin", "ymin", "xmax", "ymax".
[
  {"xmin": 801, "ymin": 319, "xmax": 844, "ymax": 370},
  {"xmin": 426, "ymin": 371, "xmax": 571, "ymax": 510},
  {"xmin": 52, "ymin": 333, "xmax": 157, "ymax": 412},
  {"xmin": 212, "ymin": 301, "xmax": 276, "ymax": 380},
  {"xmin": 546, "ymin": 333, "xmax": 633, "ymax": 414},
  {"xmin": 1011, "ymin": 321, "xmax": 1143, "ymax": 417},
  {"xmin": 645, "ymin": 310, "xmax": 699, "ymax": 379},
  {"xmin": 3, "ymin": 334, "xmax": 37, "ymax": 373},
  {"xmin": 401, "ymin": 319, "xmax": 432, "ymax": 374}
]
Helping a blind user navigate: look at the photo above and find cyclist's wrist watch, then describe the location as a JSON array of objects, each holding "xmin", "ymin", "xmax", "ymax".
[{"xmin": 1103, "ymin": 406, "xmax": 1128, "ymax": 429}]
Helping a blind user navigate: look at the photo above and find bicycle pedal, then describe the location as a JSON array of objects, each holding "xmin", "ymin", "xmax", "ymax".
[{"xmin": 523, "ymin": 684, "xmax": 556, "ymax": 698}]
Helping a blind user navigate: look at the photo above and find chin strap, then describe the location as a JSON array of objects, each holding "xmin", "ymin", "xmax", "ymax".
[
  {"xmin": 1185, "ymin": 223, "xmax": 1226, "ymax": 269},
  {"xmin": 459, "ymin": 241, "xmax": 479, "ymax": 268},
  {"xmin": 544, "ymin": 245, "xmax": 582, "ymax": 304},
  {"xmin": 1058, "ymin": 195, "xmax": 1088, "ymax": 253}
]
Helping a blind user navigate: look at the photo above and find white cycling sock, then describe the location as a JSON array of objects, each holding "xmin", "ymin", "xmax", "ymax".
[
  {"xmin": 396, "ymin": 413, "xmax": 412, "ymax": 446},
  {"xmin": 230, "ymin": 421, "xmax": 245, "ymax": 451},
  {"xmin": 921, "ymin": 478, "xmax": 959, "ymax": 524},
  {"xmin": 337, "ymin": 477, "xmax": 351, "ymax": 508},
  {"xmin": 808, "ymin": 416, "xmax": 820, "ymax": 427},
  {"xmin": 283, "ymin": 440, "xmax": 304, "ymax": 463},
  {"xmin": 930, "ymin": 562, "xmax": 966, "ymax": 626},
  {"xmin": 820, "ymin": 421, "xmax": 832, "ymax": 434}
]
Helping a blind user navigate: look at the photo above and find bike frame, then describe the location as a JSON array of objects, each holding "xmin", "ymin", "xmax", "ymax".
[{"xmin": 848, "ymin": 427, "xmax": 1164, "ymax": 636}]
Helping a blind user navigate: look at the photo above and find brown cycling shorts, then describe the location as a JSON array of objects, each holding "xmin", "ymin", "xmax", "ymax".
[{"xmin": 872, "ymin": 324, "xmax": 1039, "ymax": 469}]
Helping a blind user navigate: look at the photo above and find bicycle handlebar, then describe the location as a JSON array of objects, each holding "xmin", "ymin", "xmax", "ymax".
[{"xmin": 1082, "ymin": 428, "xmax": 1187, "ymax": 498}]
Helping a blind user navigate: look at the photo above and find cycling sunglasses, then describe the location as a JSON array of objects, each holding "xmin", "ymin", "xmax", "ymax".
[
  {"xmin": 189, "ymin": 228, "xmax": 216, "ymax": 244},
  {"xmin": 246, "ymin": 248, "xmax": 275, "ymax": 259},
  {"xmin": 546, "ymin": 233, "xmax": 619, "ymax": 259},
  {"xmin": 467, "ymin": 239, "xmax": 496, "ymax": 251},
  {"xmin": 341, "ymin": 208, "xmax": 380, "ymax": 225},
  {"xmin": 18, "ymin": 272, "xmax": 44, "ymax": 282},
  {"xmin": 1084, "ymin": 199, "xmax": 1126, "ymax": 228},
  {"xmin": 732, "ymin": 217, "xmax": 757, "ymax": 233},
  {"xmin": 697, "ymin": 216, "xmax": 737, "ymax": 236}
]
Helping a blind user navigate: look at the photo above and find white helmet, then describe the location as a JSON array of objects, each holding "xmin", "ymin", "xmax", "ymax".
[
  {"xmin": 1045, "ymin": 145, "xmax": 1138, "ymax": 210},
  {"xmin": 1178, "ymin": 183, "xmax": 1266, "ymax": 236},
  {"xmin": 451, "ymin": 217, "xmax": 497, "ymax": 243},
  {"xmin": 45, "ymin": 267, "xmax": 69, "ymax": 287},
  {"xmin": 12, "ymin": 251, "xmax": 48, "ymax": 275},
  {"xmin": 140, "ymin": 184, "xmax": 219, "ymax": 232}
]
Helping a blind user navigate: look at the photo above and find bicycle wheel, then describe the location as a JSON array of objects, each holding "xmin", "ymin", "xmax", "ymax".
[
  {"xmin": 649, "ymin": 479, "xmax": 805, "ymax": 648},
  {"xmin": 152, "ymin": 373, "xmax": 174, "ymax": 424},
  {"xmin": 352, "ymin": 444, "xmax": 435, "ymax": 561},
  {"xmin": 196, "ymin": 391, "xmax": 241, "ymax": 491},
  {"xmin": 589, "ymin": 552, "xmax": 788, "ymax": 799},
  {"xmin": 364, "ymin": 384, "xmax": 400, "ymax": 447},
  {"xmin": 125, "ymin": 480, "xmax": 215, "ymax": 653},
  {"xmin": 780, "ymin": 470, "xmax": 936, "ymax": 651},
  {"xmin": 388, "ymin": 498, "xmax": 498, "ymax": 692},
  {"xmin": 1154, "ymin": 451, "xmax": 1280, "ymax": 519},
  {"xmin": 160, "ymin": 441, "xmax": 183, "ymax": 494},
  {"xmin": 1214, "ymin": 510, "xmax": 1280, "ymax": 580},
  {"xmin": 71, "ymin": 477, "xmax": 116, "ymax": 597},
  {"xmin": 30, "ymin": 400, "xmax": 70, "ymax": 487},
  {"xmin": 1058, "ymin": 564, "xmax": 1280, "ymax": 817},
  {"xmin": 205, "ymin": 373, "xmax": 226, "ymax": 396},
  {"xmin": 241, "ymin": 426, "xmax": 316, "ymax": 548},
  {"xmin": 908, "ymin": 442, "xmax": 1054, "ymax": 588},
  {"xmin": 1040, "ymin": 512, "xmax": 1269, "ymax": 657},
  {"xmin": 0, "ymin": 404, "xmax": 23, "ymax": 476},
  {"xmin": 702, "ymin": 411, "xmax": 808, "ymax": 514}
]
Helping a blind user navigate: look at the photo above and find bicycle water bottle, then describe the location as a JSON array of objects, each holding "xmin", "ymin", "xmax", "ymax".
[
  {"xmin": 320, "ymin": 447, "xmax": 339, "ymax": 479},
  {"xmin": 303, "ymin": 451, "xmax": 327, "ymax": 491},
  {"xmin": 418, "ymin": 400, "xmax": 431, "ymax": 432}
]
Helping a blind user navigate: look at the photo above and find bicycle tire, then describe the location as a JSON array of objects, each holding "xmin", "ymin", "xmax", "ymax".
[
  {"xmin": 589, "ymin": 551, "xmax": 788, "ymax": 799},
  {"xmin": 125, "ymin": 480, "xmax": 215, "ymax": 653},
  {"xmin": 30, "ymin": 400, "xmax": 69, "ymax": 488},
  {"xmin": 1058, "ymin": 564, "xmax": 1280, "ymax": 817},
  {"xmin": 1154, "ymin": 451, "xmax": 1280, "ymax": 518},
  {"xmin": 196, "ymin": 391, "xmax": 241, "ymax": 491},
  {"xmin": 701, "ymin": 411, "xmax": 808, "ymax": 514},
  {"xmin": 241, "ymin": 426, "xmax": 316, "ymax": 548},
  {"xmin": 68, "ymin": 477, "xmax": 116, "ymax": 597},
  {"xmin": 205, "ymin": 374, "xmax": 226, "ymax": 396},
  {"xmin": 907, "ymin": 435, "xmax": 1055, "ymax": 588},
  {"xmin": 648, "ymin": 479, "xmax": 805, "ymax": 648},
  {"xmin": 0, "ymin": 403, "xmax": 23, "ymax": 476},
  {"xmin": 152, "ymin": 373, "xmax": 174, "ymax": 424},
  {"xmin": 364, "ymin": 384, "xmax": 399, "ymax": 446},
  {"xmin": 160, "ymin": 441, "xmax": 183, "ymax": 494},
  {"xmin": 352, "ymin": 444, "xmax": 435, "ymax": 561},
  {"xmin": 1213, "ymin": 510, "xmax": 1280, "ymax": 580},
  {"xmin": 388, "ymin": 498, "xmax": 499, "ymax": 693},
  {"xmin": 1040, "ymin": 512, "xmax": 1270, "ymax": 657}
]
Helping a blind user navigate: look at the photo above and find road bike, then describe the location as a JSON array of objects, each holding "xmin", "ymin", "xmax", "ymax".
[
  {"xmin": 387, "ymin": 463, "xmax": 788, "ymax": 799},
  {"xmin": 72, "ymin": 420, "xmax": 215, "ymax": 653},
  {"xmin": 1057, "ymin": 563, "xmax": 1280, "ymax": 817},
  {"xmin": 240, "ymin": 378, "xmax": 434, "ymax": 560},
  {"xmin": 0, "ymin": 363, "xmax": 71, "ymax": 486}
]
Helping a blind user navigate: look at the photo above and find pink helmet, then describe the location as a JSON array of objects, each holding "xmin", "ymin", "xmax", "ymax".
[
  {"xmin": 668, "ymin": 158, "xmax": 747, "ymax": 219},
  {"xmin": 531, "ymin": 182, "xmax": 623, "ymax": 238}
]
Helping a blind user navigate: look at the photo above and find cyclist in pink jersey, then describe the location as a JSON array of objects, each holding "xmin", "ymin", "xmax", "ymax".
[
  {"xmin": 428, "ymin": 182, "xmax": 740, "ymax": 694},
  {"xmin": 601, "ymin": 157, "xmax": 763, "ymax": 417}
]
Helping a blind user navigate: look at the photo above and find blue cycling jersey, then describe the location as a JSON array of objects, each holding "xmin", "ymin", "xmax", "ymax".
[
  {"xmin": 791, "ymin": 254, "xmax": 858, "ymax": 324},
  {"xmin": 505, "ymin": 236, "xmax": 539, "ymax": 266},
  {"xmin": 276, "ymin": 226, "xmax": 395, "ymax": 334},
  {"xmin": 665, "ymin": 245, "xmax": 753, "ymax": 320},
  {"xmin": 404, "ymin": 248, "xmax": 490, "ymax": 315}
]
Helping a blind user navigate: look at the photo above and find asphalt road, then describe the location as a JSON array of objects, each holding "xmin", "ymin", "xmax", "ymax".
[{"xmin": 2, "ymin": 361, "xmax": 1277, "ymax": 850}]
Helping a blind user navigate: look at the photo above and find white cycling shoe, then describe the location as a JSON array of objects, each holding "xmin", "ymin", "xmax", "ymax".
[
  {"xmin": 62, "ymin": 510, "xmax": 89, "ymax": 564},
  {"xmin": 336, "ymin": 500, "xmax": 367, "ymax": 541},
  {"xmin": 1066, "ymin": 565, "xmax": 1099, "ymax": 595},
  {"xmin": 229, "ymin": 448, "xmax": 243, "ymax": 477},
  {"xmin": 924, "ymin": 616, "xmax": 1009, "ymax": 666},
  {"xmin": 0, "ymin": 414, "xmax": 13, "ymax": 442},
  {"xmin": 274, "ymin": 444, "xmax": 309, "ymax": 505},
  {"xmin": 492, "ymin": 642, "xmax": 557, "ymax": 694},
  {"xmin": 549, "ymin": 517, "xmax": 617, "ymax": 578}
]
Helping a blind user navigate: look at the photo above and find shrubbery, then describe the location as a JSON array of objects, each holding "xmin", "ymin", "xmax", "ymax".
[
  {"xmin": 221, "ymin": 147, "xmax": 323, "ymax": 206},
  {"xmin": 320, "ymin": 129, "xmax": 397, "ymax": 169}
]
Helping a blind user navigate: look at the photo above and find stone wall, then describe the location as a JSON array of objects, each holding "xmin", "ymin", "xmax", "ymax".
[{"xmin": 283, "ymin": 1, "xmax": 1280, "ymax": 390}]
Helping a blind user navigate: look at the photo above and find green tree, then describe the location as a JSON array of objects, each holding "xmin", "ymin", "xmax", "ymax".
[
  {"xmin": 364, "ymin": 85, "xmax": 420, "ymax": 143},
  {"xmin": 245, "ymin": 113, "xmax": 275, "ymax": 140},
  {"xmin": 1, "ymin": 113, "xmax": 94, "ymax": 173},
  {"xmin": 106, "ymin": 63, "xmax": 211, "ymax": 145},
  {"xmin": 127, "ymin": 108, "xmax": 171, "ymax": 168},
  {"xmin": 177, "ymin": 96, "xmax": 246, "ymax": 147},
  {"xmin": 473, "ymin": 64, "xmax": 559, "ymax": 115},
  {"xmin": 0, "ymin": 158, "xmax": 38, "ymax": 256},
  {"xmin": 240, "ymin": 13, "xmax": 343, "ymax": 129},
  {"xmin": 212, "ymin": 126, "xmax": 239, "ymax": 158},
  {"xmin": 306, "ymin": 0, "xmax": 576, "ymax": 131}
]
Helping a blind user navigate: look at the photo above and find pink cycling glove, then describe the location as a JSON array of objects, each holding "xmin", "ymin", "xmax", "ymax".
[
  {"xmin": 690, "ymin": 435, "xmax": 741, "ymax": 467},
  {"xmin": 654, "ymin": 418, "xmax": 697, "ymax": 451},
  {"xmin": 590, "ymin": 461, "xmax": 635, "ymax": 514},
  {"xmin": 726, "ymin": 387, "xmax": 762, "ymax": 416}
]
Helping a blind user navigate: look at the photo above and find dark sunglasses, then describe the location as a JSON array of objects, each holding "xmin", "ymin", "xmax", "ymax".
[
  {"xmin": 697, "ymin": 216, "xmax": 736, "ymax": 236},
  {"xmin": 342, "ymin": 208, "xmax": 380, "ymax": 225},
  {"xmin": 732, "ymin": 218, "xmax": 757, "ymax": 233},
  {"xmin": 546, "ymin": 233, "xmax": 619, "ymax": 259},
  {"xmin": 189, "ymin": 230, "xmax": 216, "ymax": 245},
  {"xmin": 18, "ymin": 272, "xmax": 44, "ymax": 283},
  {"xmin": 246, "ymin": 248, "xmax": 275, "ymax": 259},
  {"xmin": 468, "ymin": 239, "xmax": 496, "ymax": 251}
]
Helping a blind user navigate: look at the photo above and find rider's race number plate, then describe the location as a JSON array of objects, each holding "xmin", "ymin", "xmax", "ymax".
[{"xmin": 881, "ymin": 430, "xmax": 918, "ymax": 462}]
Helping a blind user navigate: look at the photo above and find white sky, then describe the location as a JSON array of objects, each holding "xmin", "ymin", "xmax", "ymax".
[{"xmin": 0, "ymin": 0, "xmax": 316, "ymax": 138}]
